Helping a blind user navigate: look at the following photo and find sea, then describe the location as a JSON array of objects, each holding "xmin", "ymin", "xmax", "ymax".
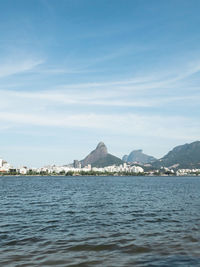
[{"xmin": 0, "ymin": 176, "xmax": 199, "ymax": 267}]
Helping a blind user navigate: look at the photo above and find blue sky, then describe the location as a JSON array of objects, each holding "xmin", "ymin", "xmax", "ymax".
[{"xmin": 0, "ymin": 0, "xmax": 200, "ymax": 167}]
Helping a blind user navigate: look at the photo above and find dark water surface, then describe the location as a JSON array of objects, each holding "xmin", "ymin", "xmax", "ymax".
[{"xmin": 0, "ymin": 176, "xmax": 200, "ymax": 267}]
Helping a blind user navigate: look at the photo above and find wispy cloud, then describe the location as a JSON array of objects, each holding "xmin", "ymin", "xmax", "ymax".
[
  {"xmin": 0, "ymin": 111, "xmax": 199, "ymax": 141},
  {"xmin": 1, "ymin": 87, "xmax": 199, "ymax": 110},
  {"xmin": 1, "ymin": 59, "xmax": 200, "ymax": 111},
  {"xmin": 0, "ymin": 57, "xmax": 199, "ymax": 146},
  {"xmin": 0, "ymin": 58, "xmax": 44, "ymax": 78},
  {"xmin": 55, "ymin": 60, "xmax": 200, "ymax": 92}
]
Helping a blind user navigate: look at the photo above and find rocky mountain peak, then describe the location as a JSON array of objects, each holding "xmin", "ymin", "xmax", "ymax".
[
  {"xmin": 96, "ymin": 142, "xmax": 107, "ymax": 153},
  {"xmin": 80, "ymin": 141, "xmax": 122, "ymax": 167},
  {"xmin": 81, "ymin": 142, "xmax": 108, "ymax": 167},
  {"xmin": 122, "ymin": 149, "xmax": 156, "ymax": 164}
]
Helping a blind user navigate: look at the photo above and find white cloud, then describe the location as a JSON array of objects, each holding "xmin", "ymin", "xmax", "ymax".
[
  {"xmin": 0, "ymin": 58, "xmax": 199, "ymax": 145},
  {"xmin": 0, "ymin": 111, "xmax": 199, "ymax": 141},
  {"xmin": 0, "ymin": 58, "xmax": 44, "ymax": 78},
  {"xmin": 0, "ymin": 82, "xmax": 199, "ymax": 111}
]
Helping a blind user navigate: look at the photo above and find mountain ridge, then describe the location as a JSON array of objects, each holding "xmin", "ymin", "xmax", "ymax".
[
  {"xmin": 152, "ymin": 141, "xmax": 200, "ymax": 169},
  {"xmin": 122, "ymin": 149, "xmax": 156, "ymax": 164},
  {"xmin": 80, "ymin": 140, "xmax": 200, "ymax": 169}
]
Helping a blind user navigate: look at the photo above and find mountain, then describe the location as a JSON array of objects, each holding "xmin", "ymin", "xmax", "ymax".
[
  {"xmin": 152, "ymin": 141, "xmax": 200, "ymax": 169},
  {"xmin": 122, "ymin": 149, "xmax": 156, "ymax": 164},
  {"xmin": 91, "ymin": 154, "xmax": 124, "ymax": 168},
  {"xmin": 81, "ymin": 142, "xmax": 123, "ymax": 167},
  {"xmin": 122, "ymin": 155, "xmax": 128, "ymax": 162}
]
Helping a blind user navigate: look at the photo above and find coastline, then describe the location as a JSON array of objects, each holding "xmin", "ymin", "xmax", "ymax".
[{"xmin": 1, "ymin": 173, "xmax": 200, "ymax": 177}]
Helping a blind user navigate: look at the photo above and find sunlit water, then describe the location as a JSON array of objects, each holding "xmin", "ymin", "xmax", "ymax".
[{"xmin": 0, "ymin": 176, "xmax": 200, "ymax": 267}]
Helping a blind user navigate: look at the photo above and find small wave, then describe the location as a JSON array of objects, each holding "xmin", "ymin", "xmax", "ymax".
[
  {"xmin": 121, "ymin": 244, "xmax": 151, "ymax": 254},
  {"xmin": 4, "ymin": 237, "xmax": 45, "ymax": 246},
  {"xmin": 67, "ymin": 243, "xmax": 118, "ymax": 252}
]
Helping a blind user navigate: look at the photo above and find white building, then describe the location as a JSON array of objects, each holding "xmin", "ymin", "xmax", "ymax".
[
  {"xmin": 19, "ymin": 167, "xmax": 28, "ymax": 175},
  {"xmin": 0, "ymin": 162, "xmax": 12, "ymax": 172}
]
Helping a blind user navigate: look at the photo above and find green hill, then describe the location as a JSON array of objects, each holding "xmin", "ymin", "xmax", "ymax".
[
  {"xmin": 92, "ymin": 153, "xmax": 123, "ymax": 167},
  {"xmin": 152, "ymin": 141, "xmax": 200, "ymax": 169}
]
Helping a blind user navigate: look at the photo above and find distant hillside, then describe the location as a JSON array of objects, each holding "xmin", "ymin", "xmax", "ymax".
[
  {"xmin": 122, "ymin": 149, "xmax": 156, "ymax": 164},
  {"xmin": 91, "ymin": 154, "xmax": 123, "ymax": 168},
  {"xmin": 152, "ymin": 141, "xmax": 200, "ymax": 169},
  {"xmin": 81, "ymin": 142, "xmax": 123, "ymax": 167}
]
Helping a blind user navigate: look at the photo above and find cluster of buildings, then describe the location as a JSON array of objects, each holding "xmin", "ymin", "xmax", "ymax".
[
  {"xmin": 21, "ymin": 162, "xmax": 144, "ymax": 175},
  {"xmin": 176, "ymin": 168, "xmax": 200, "ymax": 176},
  {"xmin": 0, "ymin": 157, "xmax": 144, "ymax": 175},
  {"xmin": 0, "ymin": 158, "xmax": 12, "ymax": 173},
  {"xmin": 92, "ymin": 163, "xmax": 144, "ymax": 174},
  {"xmin": 1, "ymin": 157, "xmax": 200, "ymax": 176}
]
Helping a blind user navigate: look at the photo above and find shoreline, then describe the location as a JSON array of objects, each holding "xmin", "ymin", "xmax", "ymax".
[{"xmin": 1, "ymin": 174, "xmax": 200, "ymax": 177}]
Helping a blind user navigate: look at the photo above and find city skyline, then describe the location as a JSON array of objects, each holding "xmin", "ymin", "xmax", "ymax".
[{"xmin": 1, "ymin": 0, "xmax": 200, "ymax": 167}]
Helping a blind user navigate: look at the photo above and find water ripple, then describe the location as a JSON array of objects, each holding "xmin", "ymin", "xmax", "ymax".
[{"xmin": 0, "ymin": 176, "xmax": 200, "ymax": 266}]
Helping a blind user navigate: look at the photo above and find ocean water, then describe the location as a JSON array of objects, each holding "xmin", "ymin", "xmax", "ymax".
[{"xmin": 0, "ymin": 176, "xmax": 199, "ymax": 267}]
